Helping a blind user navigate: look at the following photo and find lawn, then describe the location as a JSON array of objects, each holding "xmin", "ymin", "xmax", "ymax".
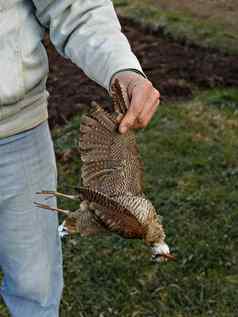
[
  {"xmin": 1, "ymin": 89, "xmax": 237, "ymax": 316},
  {"xmin": 14, "ymin": 89, "xmax": 236, "ymax": 317},
  {"xmin": 114, "ymin": 0, "xmax": 238, "ymax": 54},
  {"xmin": 0, "ymin": 92, "xmax": 237, "ymax": 316},
  {"xmin": 57, "ymin": 89, "xmax": 238, "ymax": 317},
  {"xmin": 0, "ymin": 1, "xmax": 237, "ymax": 316}
]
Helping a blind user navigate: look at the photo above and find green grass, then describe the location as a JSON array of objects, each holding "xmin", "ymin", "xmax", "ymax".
[
  {"xmin": 0, "ymin": 90, "xmax": 237, "ymax": 316},
  {"xmin": 113, "ymin": 0, "xmax": 238, "ymax": 55},
  {"xmin": 57, "ymin": 90, "xmax": 238, "ymax": 317},
  {"xmin": 201, "ymin": 89, "xmax": 238, "ymax": 110},
  {"xmin": 1, "ymin": 2, "xmax": 237, "ymax": 312}
]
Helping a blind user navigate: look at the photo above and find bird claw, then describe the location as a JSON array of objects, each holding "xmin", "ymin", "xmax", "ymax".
[
  {"xmin": 151, "ymin": 253, "xmax": 176, "ymax": 263},
  {"xmin": 58, "ymin": 221, "xmax": 69, "ymax": 238}
]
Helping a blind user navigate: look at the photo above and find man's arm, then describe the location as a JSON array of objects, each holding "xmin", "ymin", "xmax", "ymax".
[{"xmin": 33, "ymin": 0, "xmax": 160, "ymax": 132}]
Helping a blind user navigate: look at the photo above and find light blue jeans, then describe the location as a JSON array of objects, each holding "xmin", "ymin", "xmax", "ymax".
[{"xmin": 0, "ymin": 121, "xmax": 63, "ymax": 317}]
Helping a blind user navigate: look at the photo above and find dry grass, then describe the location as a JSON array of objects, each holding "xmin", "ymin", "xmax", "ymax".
[
  {"xmin": 114, "ymin": 0, "xmax": 238, "ymax": 54},
  {"xmin": 154, "ymin": 0, "xmax": 238, "ymax": 34}
]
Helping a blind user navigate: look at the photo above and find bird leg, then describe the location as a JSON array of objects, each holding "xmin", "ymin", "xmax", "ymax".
[
  {"xmin": 33, "ymin": 202, "xmax": 71, "ymax": 216},
  {"xmin": 35, "ymin": 191, "xmax": 79, "ymax": 236},
  {"xmin": 36, "ymin": 190, "xmax": 80, "ymax": 201},
  {"xmin": 34, "ymin": 200, "xmax": 83, "ymax": 236},
  {"xmin": 35, "ymin": 190, "xmax": 82, "ymax": 217},
  {"xmin": 34, "ymin": 194, "xmax": 93, "ymax": 237}
]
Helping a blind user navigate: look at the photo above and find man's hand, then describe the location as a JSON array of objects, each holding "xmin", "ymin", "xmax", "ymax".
[{"xmin": 111, "ymin": 71, "xmax": 160, "ymax": 134}]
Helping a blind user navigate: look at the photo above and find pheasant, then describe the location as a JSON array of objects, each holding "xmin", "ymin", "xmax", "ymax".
[{"xmin": 36, "ymin": 79, "xmax": 175, "ymax": 263}]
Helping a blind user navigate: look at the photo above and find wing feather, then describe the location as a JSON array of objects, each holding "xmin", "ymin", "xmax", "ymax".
[{"xmin": 80, "ymin": 85, "xmax": 144, "ymax": 196}]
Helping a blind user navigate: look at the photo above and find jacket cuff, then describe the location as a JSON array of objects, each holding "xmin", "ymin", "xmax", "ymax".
[
  {"xmin": 86, "ymin": 52, "xmax": 145, "ymax": 92},
  {"xmin": 109, "ymin": 68, "xmax": 147, "ymax": 91}
]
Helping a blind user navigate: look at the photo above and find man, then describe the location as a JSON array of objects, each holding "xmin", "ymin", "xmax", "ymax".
[{"xmin": 0, "ymin": 0, "xmax": 160, "ymax": 316}]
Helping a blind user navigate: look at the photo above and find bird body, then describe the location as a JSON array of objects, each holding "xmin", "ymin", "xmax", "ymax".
[{"xmin": 36, "ymin": 80, "xmax": 175, "ymax": 262}]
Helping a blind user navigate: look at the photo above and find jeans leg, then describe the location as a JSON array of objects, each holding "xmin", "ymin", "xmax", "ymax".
[{"xmin": 0, "ymin": 122, "xmax": 63, "ymax": 317}]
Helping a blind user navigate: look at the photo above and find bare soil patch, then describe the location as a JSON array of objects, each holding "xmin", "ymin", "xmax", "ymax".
[{"xmin": 46, "ymin": 17, "xmax": 238, "ymax": 128}]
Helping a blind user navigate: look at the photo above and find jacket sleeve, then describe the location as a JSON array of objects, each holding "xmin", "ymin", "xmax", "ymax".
[{"xmin": 32, "ymin": 0, "xmax": 144, "ymax": 90}]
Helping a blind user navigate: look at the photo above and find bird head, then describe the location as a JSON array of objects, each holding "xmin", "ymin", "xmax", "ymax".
[{"xmin": 151, "ymin": 242, "xmax": 176, "ymax": 263}]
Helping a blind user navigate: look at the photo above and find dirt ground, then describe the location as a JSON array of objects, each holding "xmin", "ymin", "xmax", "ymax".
[
  {"xmin": 154, "ymin": 0, "xmax": 238, "ymax": 33},
  {"xmin": 46, "ymin": 17, "xmax": 238, "ymax": 128}
]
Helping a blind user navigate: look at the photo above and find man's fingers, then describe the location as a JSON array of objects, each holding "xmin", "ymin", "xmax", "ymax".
[
  {"xmin": 113, "ymin": 72, "xmax": 161, "ymax": 133},
  {"xmin": 119, "ymin": 85, "xmax": 150, "ymax": 133},
  {"xmin": 136, "ymin": 89, "xmax": 160, "ymax": 128},
  {"xmin": 123, "ymin": 87, "xmax": 160, "ymax": 131}
]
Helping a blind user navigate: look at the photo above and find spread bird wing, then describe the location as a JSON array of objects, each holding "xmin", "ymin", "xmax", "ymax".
[{"xmin": 80, "ymin": 79, "xmax": 144, "ymax": 197}]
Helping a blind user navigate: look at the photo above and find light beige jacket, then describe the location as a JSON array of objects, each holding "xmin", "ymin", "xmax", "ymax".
[{"xmin": 0, "ymin": 0, "xmax": 143, "ymax": 138}]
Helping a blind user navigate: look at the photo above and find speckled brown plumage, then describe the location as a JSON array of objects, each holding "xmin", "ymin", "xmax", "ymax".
[
  {"xmin": 76, "ymin": 79, "xmax": 165, "ymax": 244},
  {"xmin": 36, "ymin": 79, "xmax": 174, "ymax": 262}
]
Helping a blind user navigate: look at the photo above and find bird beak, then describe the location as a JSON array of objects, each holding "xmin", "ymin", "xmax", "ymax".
[{"xmin": 151, "ymin": 253, "xmax": 176, "ymax": 263}]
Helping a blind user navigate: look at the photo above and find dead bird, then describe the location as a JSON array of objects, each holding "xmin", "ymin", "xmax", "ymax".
[{"xmin": 35, "ymin": 79, "xmax": 175, "ymax": 263}]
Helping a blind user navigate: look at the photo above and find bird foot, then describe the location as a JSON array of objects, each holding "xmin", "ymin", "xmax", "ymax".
[
  {"xmin": 58, "ymin": 221, "xmax": 69, "ymax": 238},
  {"xmin": 34, "ymin": 201, "xmax": 80, "ymax": 236},
  {"xmin": 35, "ymin": 192, "xmax": 82, "ymax": 236}
]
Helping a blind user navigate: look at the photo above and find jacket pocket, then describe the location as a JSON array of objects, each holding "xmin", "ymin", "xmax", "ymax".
[
  {"xmin": 0, "ymin": 32, "xmax": 26, "ymax": 105},
  {"xmin": 0, "ymin": 2, "xmax": 48, "ymax": 106},
  {"xmin": 19, "ymin": 6, "xmax": 49, "ymax": 102},
  {"xmin": 0, "ymin": 2, "xmax": 27, "ymax": 105}
]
